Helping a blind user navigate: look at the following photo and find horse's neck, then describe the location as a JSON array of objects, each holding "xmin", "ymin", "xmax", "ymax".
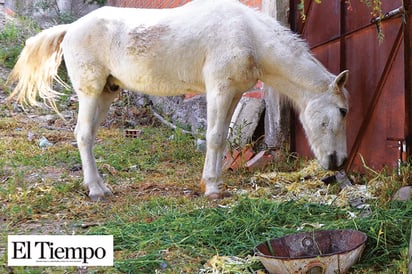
[
  {"xmin": 255, "ymin": 21, "xmax": 334, "ymax": 109},
  {"xmin": 261, "ymin": 53, "xmax": 333, "ymax": 111}
]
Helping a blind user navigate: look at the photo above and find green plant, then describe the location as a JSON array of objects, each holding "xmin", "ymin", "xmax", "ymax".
[
  {"xmin": 297, "ymin": 0, "xmax": 385, "ymax": 42},
  {"xmin": 169, "ymin": 128, "xmax": 199, "ymax": 162},
  {"xmin": 298, "ymin": 0, "xmax": 383, "ymax": 27},
  {"xmin": 0, "ymin": 22, "xmax": 34, "ymax": 69},
  {"xmin": 297, "ymin": 0, "xmax": 322, "ymax": 21},
  {"xmin": 359, "ymin": 0, "xmax": 383, "ymax": 17},
  {"xmin": 0, "ymin": 16, "xmax": 40, "ymax": 69}
]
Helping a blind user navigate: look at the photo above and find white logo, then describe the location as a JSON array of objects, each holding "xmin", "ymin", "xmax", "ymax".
[{"xmin": 8, "ymin": 235, "xmax": 113, "ymax": 266}]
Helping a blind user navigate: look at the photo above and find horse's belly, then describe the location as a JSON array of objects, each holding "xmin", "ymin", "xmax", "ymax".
[{"xmin": 118, "ymin": 72, "xmax": 205, "ymax": 96}]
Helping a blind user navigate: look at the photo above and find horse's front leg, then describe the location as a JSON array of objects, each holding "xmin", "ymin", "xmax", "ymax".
[
  {"xmin": 75, "ymin": 89, "xmax": 118, "ymax": 200},
  {"xmin": 201, "ymin": 90, "xmax": 241, "ymax": 199}
]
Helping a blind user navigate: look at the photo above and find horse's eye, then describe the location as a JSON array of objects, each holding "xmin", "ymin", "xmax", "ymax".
[{"xmin": 339, "ymin": 108, "xmax": 347, "ymax": 118}]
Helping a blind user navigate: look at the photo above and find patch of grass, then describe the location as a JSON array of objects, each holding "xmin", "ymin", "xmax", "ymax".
[
  {"xmin": 0, "ymin": 22, "xmax": 23, "ymax": 68},
  {"xmin": 93, "ymin": 127, "xmax": 202, "ymax": 174},
  {"xmin": 89, "ymin": 197, "xmax": 411, "ymax": 273},
  {"xmin": 167, "ymin": 128, "xmax": 198, "ymax": 162},
  {"xmin": 0, "ymin": 140, "xmax": 78, "ymax": 172},
  {"xmin": 0, "ymin": 20, "xmax": 39, "ymax": 69},
  {"xmin": 0, "ymin": 108, "xmax": 411, "ymax": 273}
]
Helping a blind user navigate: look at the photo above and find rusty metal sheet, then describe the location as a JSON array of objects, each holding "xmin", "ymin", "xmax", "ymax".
[
  {"xmin": 301, "ymin": 0, "xmax": 341, "ymax": 47},
  {"xmin": 350, "ymin": 50, "xmax": 405, "ymax": 170},
  {"xmin": 311, "ymin": 41, "xmax": 341, "ymax": 75},
  {"xmin": 345, "ymin": 20, "xmax": 405, "ymax": 170},
  {"xmin": 344, "ymin": 1, "xmax": 400, "ymax": 33}
]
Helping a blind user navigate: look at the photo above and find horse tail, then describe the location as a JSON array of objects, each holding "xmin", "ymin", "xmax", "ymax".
[{"xmin": 7, "ymin": 24, "xmax": 70, "ymax": 112}]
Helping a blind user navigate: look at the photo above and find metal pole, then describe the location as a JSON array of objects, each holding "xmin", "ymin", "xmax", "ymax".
[
  {"xmin": 404, "ymin": 0, "xmax": 412, "ymax": 162},
  {"xmin": 404, "ymin": 2, "xmax": 412, "ymax": 270}
]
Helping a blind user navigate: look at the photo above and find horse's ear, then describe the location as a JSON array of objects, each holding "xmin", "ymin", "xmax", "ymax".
[{"xmin": 333, "ymin": 70, "xmax": 349, "ymax": 93}]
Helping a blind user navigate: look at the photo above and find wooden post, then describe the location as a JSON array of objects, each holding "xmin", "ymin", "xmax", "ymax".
[{"xmin": 262, "ymin": 0, "xmax": 291, "ymax": 150}]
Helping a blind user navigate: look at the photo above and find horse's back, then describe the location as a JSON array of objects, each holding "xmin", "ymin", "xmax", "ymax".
[{"xmin": 62, "ymin": 0, "xmax": 268, "ymax": 96}]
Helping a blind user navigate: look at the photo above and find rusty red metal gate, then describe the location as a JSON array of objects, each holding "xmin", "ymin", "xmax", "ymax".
[{"xmin": 290, "ymin": 0, "xmax": 412, "ymax": 172}]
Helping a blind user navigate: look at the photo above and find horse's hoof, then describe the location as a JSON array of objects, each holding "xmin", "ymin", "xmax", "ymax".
[
  {"xmin": 206, "ymin": 193, "xmax": 221, "ymax": 200},
  {"xmin": 89, "ymin": 193, "xmax": 106, "ymax": 201},
  {"xmin": 206, "ymin": 191, "xmax": 232, "ymax": 200},
  {"xmin": 103, "ymin": 189, "xmax": 113, "ymax": 196},
  {"xmin": 222, "ymin": 190, "xmax": 232, "ymax": 198}
]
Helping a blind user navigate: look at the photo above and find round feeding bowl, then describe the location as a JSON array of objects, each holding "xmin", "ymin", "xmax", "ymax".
[{"xmin": 254, "ymin": 229, "xmax": 367, "ymax": 274}]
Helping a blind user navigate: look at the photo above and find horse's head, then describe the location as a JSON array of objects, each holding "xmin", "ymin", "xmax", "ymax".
[{"xmin": 300, "ymin": 70, "xmax": 349, "ymax": 170}]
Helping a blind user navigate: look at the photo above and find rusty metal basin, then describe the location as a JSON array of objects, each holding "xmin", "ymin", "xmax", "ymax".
[{"xmin": 254, "ymin": 229, "xmax": 367, "ymax": 274}]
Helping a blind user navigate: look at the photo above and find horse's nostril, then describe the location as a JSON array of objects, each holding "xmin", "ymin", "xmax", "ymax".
[
  {"xmin": 329, "ymin": 152, "xmax": 337, "ymax": 164},
  {"xmin": 328, "ymin": 153, "xmax": 347, "ymax": 170},
  {"xmin": 328, "ymin": 152, "xmax": 339, "ymax": 170}
]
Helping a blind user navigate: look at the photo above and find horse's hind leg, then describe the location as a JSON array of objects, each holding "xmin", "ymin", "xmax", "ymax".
[{"xmin": 75, "ymin": 79, "xmax": 119, "ymax": 200}]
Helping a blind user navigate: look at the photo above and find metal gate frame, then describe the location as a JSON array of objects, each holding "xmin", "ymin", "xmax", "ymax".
[{"xmin": 404, "ymin": 0, "xmax": 412, "ymax": 160}]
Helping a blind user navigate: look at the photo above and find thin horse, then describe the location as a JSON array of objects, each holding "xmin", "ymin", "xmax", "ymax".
[{"xmin": 8, "ymin": 0, "xmax": 349, "ymax": 200}]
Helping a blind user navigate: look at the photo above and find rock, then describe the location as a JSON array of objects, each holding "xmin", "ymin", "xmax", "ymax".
[
  {"xmin": 27, "ymin": 131, "xmax": 35, "ymax": 142},
  {"xmin": 227, "ymin": 96, "xmax": 265, "ymax": 148},
  {"xmin": 39, "ymin": 136, "xmax": 53, "ymax": 148},
  {"xmin": 195, "ymin": 138, "xmax": 206, "ymax": 152},
  {"xmin": 134, "ymin": 94, "xmax": 207, "ymax": 134},
  {"xmin": 392, "ymin": 186, "xmax": 412, "ymax": 201}
]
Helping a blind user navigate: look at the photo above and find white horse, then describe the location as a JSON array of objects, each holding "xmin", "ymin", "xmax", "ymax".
[{"xmin": 8, "ymin": 0, "xmax": 349, "ymax": 200}]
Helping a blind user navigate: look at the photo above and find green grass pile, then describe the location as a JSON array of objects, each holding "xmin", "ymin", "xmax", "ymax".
[{"xmin": 90, "ymin": 197, "xmax": 412, "ymax": 273}]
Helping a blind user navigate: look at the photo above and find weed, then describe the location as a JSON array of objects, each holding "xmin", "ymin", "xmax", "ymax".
[
  {"xmin": 0, "ymin": 20, "xmax": 39, "ymax": 69},
  {"xmin": 0, "ymin": 24, "xmax": 24, "ymax": 68},
  {"xmin": 168, "ymin": 128, "xmax": 199, "ymax": 162}
]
